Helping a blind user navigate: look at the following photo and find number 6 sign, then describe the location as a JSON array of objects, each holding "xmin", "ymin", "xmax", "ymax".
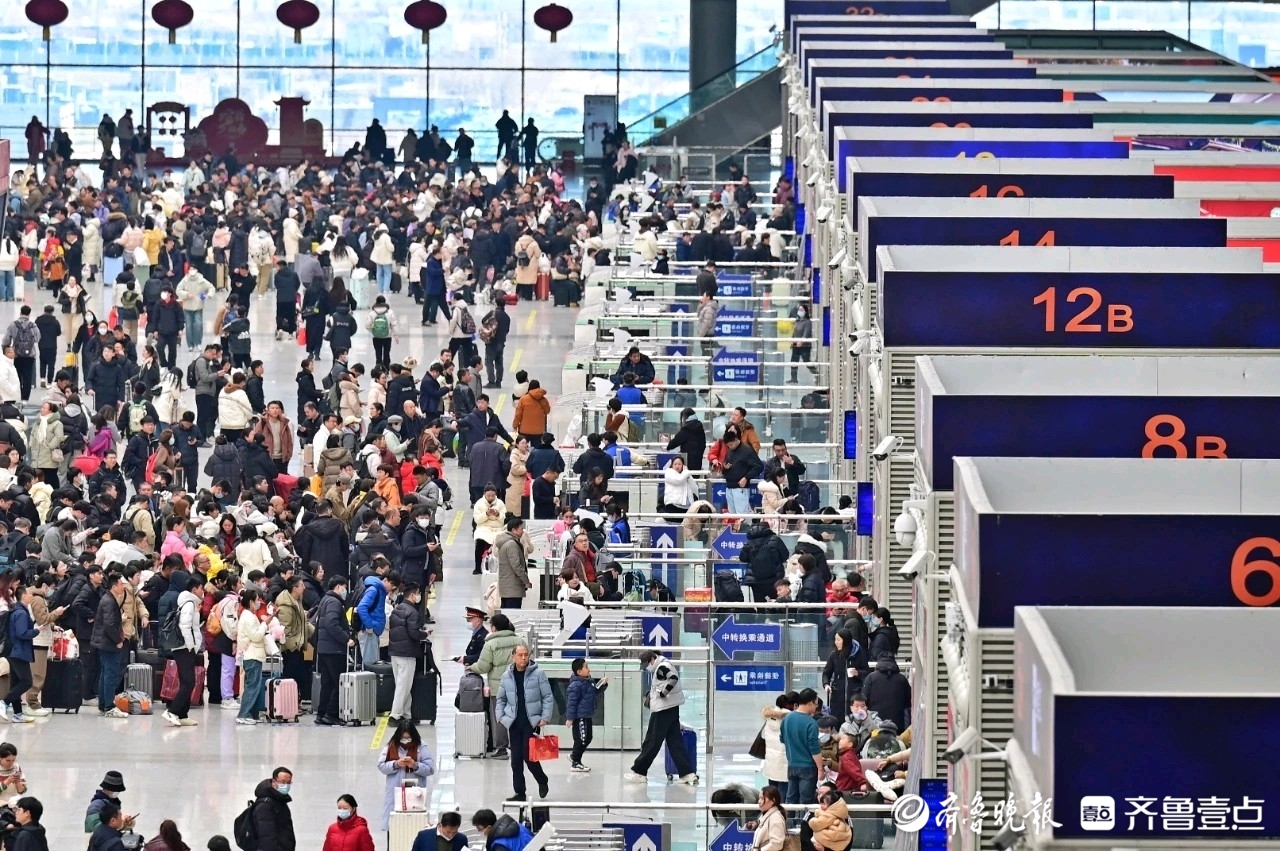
[{"xmin": 1232, "ymin": 537, "xmax": 1280, "ymax": 607}]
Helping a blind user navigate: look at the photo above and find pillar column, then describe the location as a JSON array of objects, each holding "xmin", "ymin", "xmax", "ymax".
[{"xmin": 689, "ymin": 0, "xmax": 738, "ymax": 114}]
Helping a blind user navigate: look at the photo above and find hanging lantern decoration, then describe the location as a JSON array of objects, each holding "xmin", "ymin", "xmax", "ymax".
[
  {"xmin": 151, "ymin": 0, "xmax": 194, "ymax": 44},
  {"xmin": 276, "ymin": 0, "xmax": 320, "ymax": 44},
  {"xmin": 25, "ymin": 0, "xmax": 68, "ymax": 42},
  {"xmin": 404, "ymin": 1, "xmax": 446, "ymax": 45},
  {"xmin": 533, "ymin": 3, "xmax": 573, "ymax": 43}
]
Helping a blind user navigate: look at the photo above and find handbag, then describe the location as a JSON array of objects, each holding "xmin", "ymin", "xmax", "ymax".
[
  {"xmin": 51, "ymin": 632, "xmax": 78, "ymax": 660},
  {"xmin": 748, "ymin": 725, "xmax": 767, "ymax": 760},
  {"xmin": 132, "ymin": 246, "xmax": 149, "ymax": 266},
  {"xmin": 393, "ymin": 784, "xmax": 428, "ymax": 813},
  {"xmin": 15, "ymin": 254, "xmax": 32, "ymax": 274},
  {"xmin": 528, "ymin": 733, "xmax": 560, "ymax": 762}
]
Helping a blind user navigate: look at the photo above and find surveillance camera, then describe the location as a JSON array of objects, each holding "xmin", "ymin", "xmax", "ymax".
[
  {"xmin": 815, "ymin": 204, "xmax": 832, "ymax": 223},
  {"xmin": 942, "ymin": 726, "xmax": 979, "ymax": 765},
  {"xmin": 827, "ymin": 247, "xmax": 847, "ymax": 269},
  {"xmin": 897, "ymin": 550, "xmax": 934, "ymax": 578},
  {"xmin": 991, "ymin": 823, "xmax": 1021, "ymax": 851},
  {"xmin": 871, "ymin": 435, "xmax": 902, "ymax": 461},
  {"xmin": 805, "ymin": 171, "xmax": 820, "ymax": 187},
  {"xmin": 893, "ymin": 510, "xmax": 917, "ymax": 548}
]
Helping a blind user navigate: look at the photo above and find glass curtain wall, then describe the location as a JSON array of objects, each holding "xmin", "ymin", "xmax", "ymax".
[
  {"xmin": 2, "ymin": 0, "xmax": 780, "ymax": 158},
  {"xmin": 975, "ymin": 0, "xmax": 1280, "ymax": 68}
]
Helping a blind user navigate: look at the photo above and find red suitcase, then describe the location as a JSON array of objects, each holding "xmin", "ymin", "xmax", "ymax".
[{"xmin": 535, "ymin": 272, "xmax": 551, "ymax": 301}]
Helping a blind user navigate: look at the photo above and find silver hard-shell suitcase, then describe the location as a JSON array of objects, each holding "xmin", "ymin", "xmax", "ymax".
[
  {"xmin": 339, "ymin": 670, "xmax": 377, "ymax": 726},
  {"xmin": 126, "ymin": 663, "xmax": 153, "ymax": 698},
  {"xmin": 454, "ymin": 711, "xmax": 488, "ymax": 758}
]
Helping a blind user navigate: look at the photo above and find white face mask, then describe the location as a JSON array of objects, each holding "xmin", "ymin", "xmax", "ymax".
[{"xmin": 417, "ymin": 519, "xmax": 430, "ymax": 528}]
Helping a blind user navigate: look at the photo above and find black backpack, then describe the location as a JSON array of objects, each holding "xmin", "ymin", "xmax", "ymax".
[
  {"xmin": 714, "ymin": 571, "xmax": 744, "ymax": 603},
  {"xmin": 185, "ymin": 358, "xmax": 201, "ymax": 390},
  {"xmin": 232, "ymin": 799, "xmax": 258, "ymax": 851}
]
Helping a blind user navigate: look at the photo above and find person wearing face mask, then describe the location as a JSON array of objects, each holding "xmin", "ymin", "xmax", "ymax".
[
  {"xmin": 839, "ymin": 693, "xmax": 882, "ymax": 753},
  {"xmin": 250, "ymin": 767, "xmax": 296, "ymax": 851},
  {"xmin": 387, "ymin": 584, "xmax": 427, "ymax": 722},
  {"xmin": 789, "ymin": 305, "xmax": 814, "ymax": 383},
  {"xmin": 376, "ymin": 721, "xmax": 436, "ymax": 831},
  {"xmin": 149, "ymin": 286, "xmax": 185, "ymax": 369},
  {"xmin": 409, "ymin": 810, "xmax": 465, "ymax": 851},
  {"xmin": 321, "ymin": 794, "xmax": 373, "ymax": 851}
]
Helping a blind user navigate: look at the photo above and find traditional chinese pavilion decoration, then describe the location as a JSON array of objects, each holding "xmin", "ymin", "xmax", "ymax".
[
  {"xmin": 533, "ymin": 3, "xmax": 573, "ymax": 43},
  {"xmin": 25, "ymin": 0, "xmax": 68, "ymax": 41},
  {"xmin": 151, "ymin": 0, "xmax": 194, "ymax": 44},
  {"xmin": 404, "ymin": 1, "xmax": 447, "ymax": 44}
]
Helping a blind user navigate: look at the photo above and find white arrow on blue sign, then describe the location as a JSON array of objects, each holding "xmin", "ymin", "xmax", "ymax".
[
  {"xmin": 638, "ymin": 615, "xmax": 674, "ymax": 648},
  {"xmin": 711, "ymin": 527, "xmax": 748, "ymax": 560},
  {"xmin": 712, "ymin": 614, "xmax": 782, "ymax": 657},
  {"xmin": 710, "ymin": 821, "xmax": 756, "ymax": 851},
  {"xmin": 715, "ymin": 663, "xmax": 786, "ymax": 691},
  {"xmin": 650, "ymin": 524, "xmax": 678, "ymax": 590}
]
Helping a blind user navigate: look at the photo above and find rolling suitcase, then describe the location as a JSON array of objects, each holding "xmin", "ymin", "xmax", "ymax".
[
  {"xmin": 454, "ymin": 711, "xmax": 488, "ymax": 758},
  {"xmin": 367, "ymin": 661, "xmax": 395, "ymax": 715},
  {"xmin": 390, "ymin": 272, "xmax": 403, "ymax": 294},
  {"xmin": 411, "ymin": 671, "xmax": 438, "ymax": 724},
  {"xmin": 535, "ymin": 272, "xmax": 550, "ymax": 301},
  {"xmin": 339, "ymin": 659, "xmax": 377, "ymax": 726},
  {"xmin": 264, "ymin": 655, "xmax": 284, "ymax": 681},
  {"xmin": 43, "ymin": 658, "xmax": 82, "ymax": 713},
  {"xmin": 125, "ymin": 662, "xmax": 153, "ymax": 698},
  {"xmin": 265, "ymin": 677, "xmax": 300, "ymax": 723},
  {"xmin": 663, "ymin": 724, "xmax": 698, "ymax": 781}
]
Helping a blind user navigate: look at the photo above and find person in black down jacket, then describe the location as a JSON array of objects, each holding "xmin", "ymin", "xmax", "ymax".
[
  {"xmin": 387, "ymin": 583, "xmax": 424, "ymax": 722},
  {"xmin": 665, "ymin": 409, "xmax": 706, "ymax": 471},
  {"xmin": 295, "ymin": 500, "xmax": 350, "ymax": 580},
  {"xmin": 86, "ymin": 348, "xmax": 127, "ymax": 413},
  {"xmin": 203, "ymin": 435, "xmax": 243, "ymax": 491},
  {"xmin": 314, "ymin": 576, "xmax": 352, "ymax": 725},
  {"xmin": 739, "ymin": 521, "xmax": 788, "ymax": 604},
  {"xmin": 240, "ymin": 433, "xmax": 277, "ymax": 484},
  {"xmin": 325, "ymin": 304, "xmax": 357, "ymax": 359},
  {"xmin": 862, "ymin": 655, "xmax": 911, "ymax": 732},
  {"xmin": 251, "ymin": 769, "xmax": 297, "ymax": 851},
  {"xmin": 296, "ymin": 360, "xmax": 325, "ymax": 422},
  {"xmin": 149, "ymin": 288, "xmax": 184, "ymax": 369},
  {"xmin": 868, "ymin": 608, "xmax": 900, "ymax": 662},
  {"xmin": 10, "ymin": 797, "xmax": 50, "ymax": 851},
  {"xmin": 90, "ymin": 573, "xmax": 127, "ymax": 716}
]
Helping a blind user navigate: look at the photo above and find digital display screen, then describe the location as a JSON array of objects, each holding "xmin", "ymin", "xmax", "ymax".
[
  {"xmin": 856, "ymin": 482, "xmax": 873, "ymax": 536},
  {"xmin": 787, "ymin": 0, "xmax": 951, "ymax": 18},
  {"xmin": 848, "ymin": 172, "xmax": 1175, "ymax": 214},
  {"xmin": 813, "ymin": 83, "xmax": 1063, "ymax": 109},
  {"xmin": 924, "ymin": 396, "xmax": 1280, "ymax": 491},
  {"xmin": 803, "ymin": 46, "xmax": 1012, "ymax": 61},
  {"xmin": 837, "ymin": 141, "xmax": 1129, "ymax": 188},
  {"xmin": 862, "ymin": 215, "xmax": 1225, "ymax": 282},
  {"xmin": 974, "ymin": 512, "xmax": 1280, "ymax": 626},
  {"xmin": 880, "ymin": 271, "xmax": 1280, "ymax": 349},
  {"xmin": 1053, "ymin": 696, "xmax": 1280, "ymax": 838},
  {"xmin": 808, "ymin": 64, "xmax": 1036, "ymax": 91},
  {"xmin": 826, "ymin": 110, "xmax": 1094, "ymax": 139}
]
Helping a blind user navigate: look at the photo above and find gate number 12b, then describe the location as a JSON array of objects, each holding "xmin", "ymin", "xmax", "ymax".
[{"xmin": 1032, "ymin": 286, "xmax": 1134, "ymax": 333}]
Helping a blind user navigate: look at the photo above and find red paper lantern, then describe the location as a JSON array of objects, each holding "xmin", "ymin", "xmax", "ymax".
[
  {"xmin": 533, "ymin": 3, "xmax": 573, "ymax": 43},
  {"xmin": 404, "ymin": 1, "xmax": 447, "ymax": 45},
  {"xmin": 25, "ymin": 0, "xmax": 68, "ymax": 41},
  {"xmin": 276, "ymin": 0, "xmax": 320, "ymax": 44},
  {"xmin": 152, "ymin": 0, "xmax": 194, "ymax": 44}
]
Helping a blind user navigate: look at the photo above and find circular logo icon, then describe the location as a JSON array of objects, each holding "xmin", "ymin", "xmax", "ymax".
[{"xmin": 891, "ymin": 794, "xmax": 931, "ymax": 833}]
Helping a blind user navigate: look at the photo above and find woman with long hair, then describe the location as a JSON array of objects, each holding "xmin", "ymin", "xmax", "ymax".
[
  {"xmin": 746, "ymin": 786, "xmax": 787, "ymax": 851},
  {"xmin": 143, "ymin": 819, "xmax": 191, "ymax": 851},
  {"xmin": 234, "ymin": 587, "xmax": 268, "ymax": 725},
  {"xmin": 375, "ymin": 720, "xmax": 435, "ymax": 831}
]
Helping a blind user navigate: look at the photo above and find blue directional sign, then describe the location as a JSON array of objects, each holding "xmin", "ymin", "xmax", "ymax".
[
  {"xmin": 712, "ymin": 615, "xmax": 783, "ymax": 657},
  {"xmin": 718, "ymin": 280, "xmax": 753, "ymax": 298},
  {"xmin": 665, "ymin": 345, "xmax": 689, "ymax": 384},
  {"xmin": 710, "ymin": 821, "xmax": 756, "ymax": 851},
  {"xmin": 667, "ymin": 302, "xmax": 690, "ymax": 314},
  {"xmin": 711, "ymin": 350, "xmax": 760, "ymax": 383},
  {"xmin": 715, "ymin": 663, "xmax": 787, "ymax": 691},
  {"xmin": 604, "ymin": 824, "xmax": 663, "ymax": 851},
  {"xmin": 715, "ymin": 310, "xmax": 754, "ymax": 337},
  {"xmin": 633, "ymin": 615, "xmax": 674, "ymax": 648},
  {"xmin": 711, "ymin": 527, "xmax": 748, "ymax": 560},
  {"xmin": 650, "ymin": 524, "xmax": 679, "ymax": 590}
]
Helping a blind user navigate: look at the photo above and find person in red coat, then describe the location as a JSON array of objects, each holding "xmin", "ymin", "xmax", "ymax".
[
  {"xmin": 322, "ymin": 795, "xmax": 374, "ymax": 851},
  {"xmin": 834, "ymin": 735, "xmax": 870, "ymax": 794}
]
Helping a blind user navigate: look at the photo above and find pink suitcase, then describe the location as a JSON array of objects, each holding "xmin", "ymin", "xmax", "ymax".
[{"xmin": 266, "ymin": 678, "xmax": 300, "ymax": 722}]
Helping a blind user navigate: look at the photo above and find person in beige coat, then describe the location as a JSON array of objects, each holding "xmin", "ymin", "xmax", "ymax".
[
  {"xmin": 512, "ymin": 230, "xmax": 541, "ymax": 300},
  {"xmin": 282, "ymin": 213, "xmax": 302, "ymax": 264},
  {"xmin": 82, "ymin": 217, "xmax": 103, "ymax": 284},
  {"xmin": 505, "ymin": 438, "xmax": 530, "ymax": 517},
  {"xmin": 808, "ymin": 792, "xmax": 852, "ymax": 851},
  {"xmin": 338, "ymin": 376, "xmax": 363, "ymax": 423}
]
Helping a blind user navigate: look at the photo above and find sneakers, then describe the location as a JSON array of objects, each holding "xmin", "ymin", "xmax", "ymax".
[
  {"xmin": 82, "ymin": 698, "xmax": 98, "ymax": 706},
  {"xmin": 25, "ymin": 707, "xmax": 50, "ymax": 717},
  {"xmin": 677, "ymin": 774, "xmax": 699, "ymax": 786},
  {"xmin": 162, "ymin": 711, "xmax": 182, "ymax": 727},
  {"xmin": 101, "ymin": 708, "xmax": 129, "ymax": 719},
  {"xmin": 9, "ymin": 715, "xmax": 32, "ymax": 724},
  {"xmin": 179, "ymin": 718, "xmax": 198, "ymax": 727},
  {"xmin": 623, "ymin": 772, "xmax": 647, "ymax": 783},
  {"xmin": 235, "ymin": 717, "xmax": 259, "ymax": 725},
  {"xmin": 222, "ymin": 700, "xmax": 241, "ymax": 711},
  {"xmin": 570, "ymin": 763, "xmax": 590, "ymax": 773}
]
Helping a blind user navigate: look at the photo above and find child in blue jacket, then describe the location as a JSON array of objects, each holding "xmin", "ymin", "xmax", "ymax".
[{"xmin": 564, "ymin": 658, "xmax": 608, "ymax": 772}]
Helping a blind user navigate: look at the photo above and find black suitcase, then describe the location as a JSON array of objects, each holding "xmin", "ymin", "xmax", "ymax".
[
  {"xmin": 390, "ymin": 272, "xmax": 402, "ymax": 293},
  {"xmin": 845, "ymin": 791, "xmax": 885, "ymax": 849},
  {"xmin": 539, "ymin": 573, "xmax": 557, "ymax": 603},
  {"xmin": 44, "ymin": 658, "xmax": 82, "ymax": 713},
  {"xmin": 411, "ymin": 671, "xmax": 438, "ymax": 724},
  {"xmin": 368, "ymin": 661, "xmax": 395, "ymax": 715}
]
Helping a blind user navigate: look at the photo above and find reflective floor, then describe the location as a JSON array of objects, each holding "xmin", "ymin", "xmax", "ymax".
[{"xmin": 0, "ymin": 277, "xmax": 765, "ymax": 850}]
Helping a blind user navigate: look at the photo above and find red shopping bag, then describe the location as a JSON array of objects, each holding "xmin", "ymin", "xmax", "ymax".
[
  {"xmin": 160, "ymin": 659, "xmax": 181, "ymax": 701},
  {"xmin": 528, "ymin": 734, "xmax": 560, "ymax": 762},
  {"xmin": 297, "ymin": 327, "xmax": 307, "ymax": 347}
]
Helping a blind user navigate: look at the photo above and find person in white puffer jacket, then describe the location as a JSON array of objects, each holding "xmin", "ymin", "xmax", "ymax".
[{"xmin": 0, "ymin": 235, "xmax": 19, "ymax": 302}]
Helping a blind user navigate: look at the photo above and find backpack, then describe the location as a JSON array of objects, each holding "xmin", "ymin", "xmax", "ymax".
[
  {"xmin": 128, "ymin": 401, "xmax": 147, "ymax": 435},
  {"xmin": 0, "ymin": 609, "xmax": 11, "ymax": 657},
  {"xmin": 120, "ymin": 289, "xmax": 141, "ymax": 311},
  {"xmin": 459, "ymin": 309, "xmax": 476, "ymax": 336},
  {"xmin": 797, "ymin": 480, "xmax": 820, "ymax": 513},
  {"xmin": 233, "ymin": 800, "xmax": 259, "ymax": 851},
  {"xmin": 160, "ymin": 604, "xmax": 184, "ymax": 652},
  {"xmin": 370, "ymin": 311, "xmax": 391, "ymax": 339},
  {"xmin": 455, "ymin": 671, "xmax": 487, "ymax": 713},
  {"xmin": 186, "ymin": 358, "xmax": 201, "ymax": 390},
  {"xmin": 11, "ymin": 321, "xmax": 37, "ymax": 358},
  {"xmin": 189, "ymin": 230, "xmax": 208, "ymax": 258},
  {"xmin": 714, "ymin": 570, "xmax": 744, "ymax": 603},
  {"xmin": 516, "ymin": 249, "xmax": 531, "ymax": 268},
  {"xmin": 478, "ymin": 311, "xmax": 498, "ymax": 344},
  {"xmin": 622, "ymin": 569, "xmax": 646, "ymax": 602},
  {"xmin": 346, "ymin": 584, "xmax": 367, "ymax": 633},
  {"xmin": 220, "ymin": 596, "xmax": 239, "ymax": 641}
]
